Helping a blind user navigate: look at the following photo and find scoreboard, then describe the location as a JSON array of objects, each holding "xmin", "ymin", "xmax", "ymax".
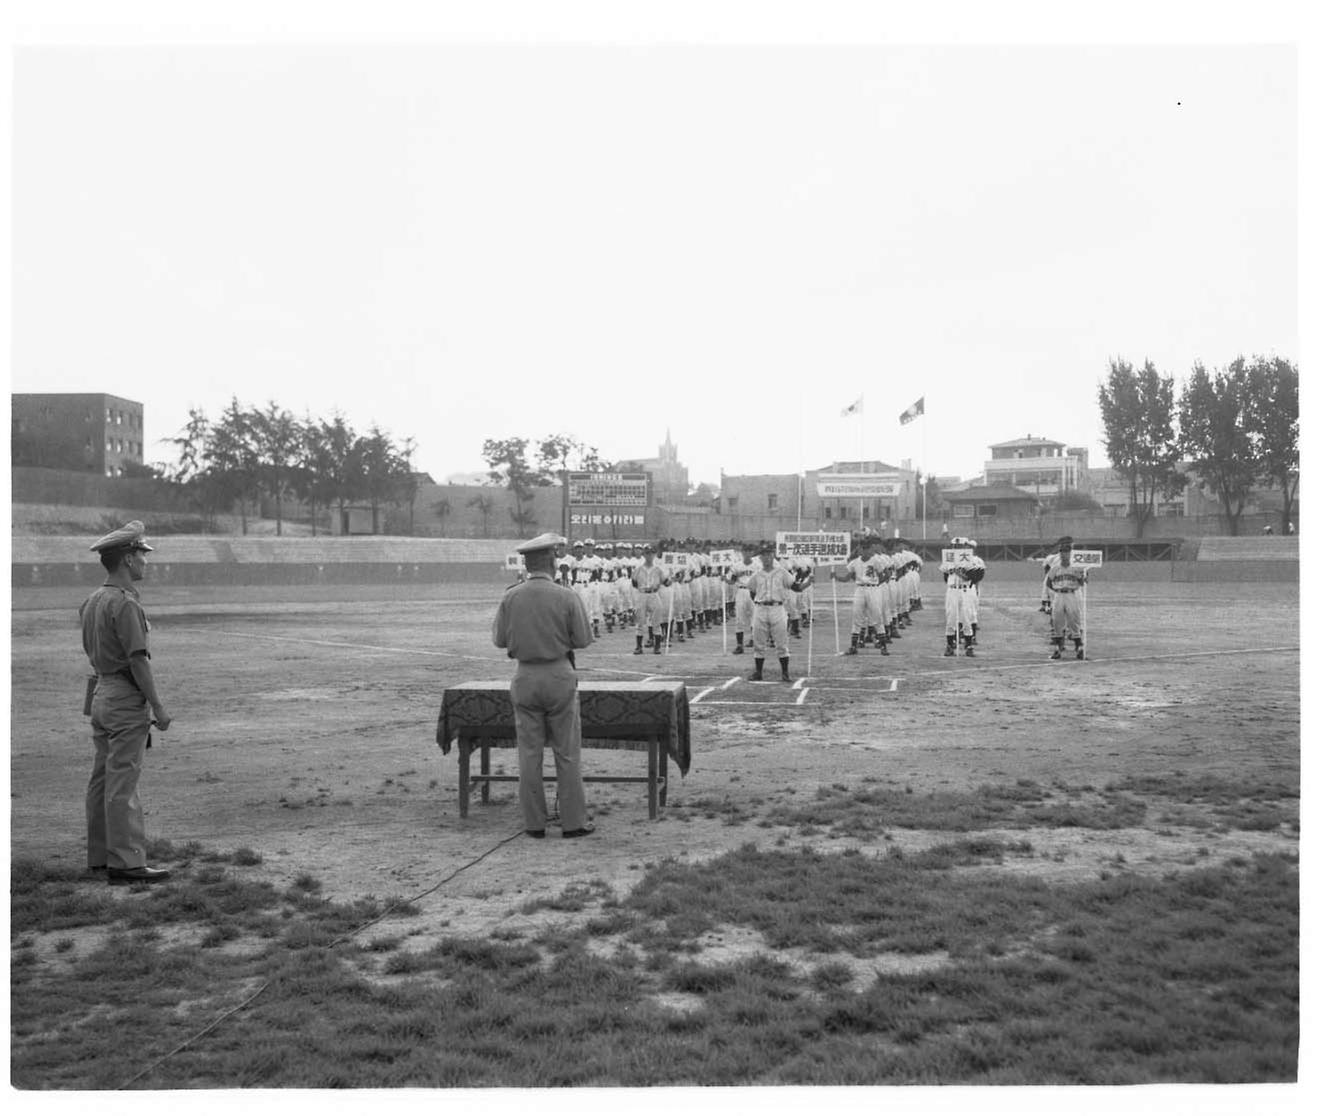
[{"xmin": 567, "ymin": 472, "xmax": 651, "ymax": 506}]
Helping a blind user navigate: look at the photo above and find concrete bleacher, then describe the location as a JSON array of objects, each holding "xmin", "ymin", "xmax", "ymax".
[
  {"xmin": 10, "ymin": 535, "xmax": 523, "ymax": 588},
  {"xmin": 1174, "ymin": 535, "xmax": 1299, "ymax": 583}
]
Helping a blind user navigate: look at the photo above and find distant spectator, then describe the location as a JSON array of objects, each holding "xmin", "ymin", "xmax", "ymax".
[
  {"xmin": 1285, "ymin": 522, "xmax": 1296, "ymax": 536},
  {"xmin": 1262, "ymin": 524, "xmax": 1274, "ymax": 535}
]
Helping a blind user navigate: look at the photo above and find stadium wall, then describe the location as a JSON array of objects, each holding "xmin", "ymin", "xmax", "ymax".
[{"xmin": 10, "ymin": 535, "xmax": 1297, "ymax": 589}]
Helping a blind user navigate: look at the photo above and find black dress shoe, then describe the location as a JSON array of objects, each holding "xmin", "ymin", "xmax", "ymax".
[
  {"xmin": 561, "ymin": 825, "xmax": 596, "ymax": 839},
  {"xmin": 525, "ymin": 829, "xmax": 546, "ymax": 839},
  {"xmin": 108, "ymin": 865, "xmax": 171, "ymax": 885}
]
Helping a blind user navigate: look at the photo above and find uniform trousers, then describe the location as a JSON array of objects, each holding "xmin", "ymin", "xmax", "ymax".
[
  {"xmin": 635, "ymin": 591, "xmax": 663, "ymax": 635},
  {"xmin": 1051, "ymin": 589, "xmax": 1085, "ymax": 640},
  {"xmin": 86, "ymin": 674, "xmax": 151, "ymax": 870},
  {"xmin": 510, "ymin": 659, "xmax": 587, "ymax": 832},
  {"xmin": 734, "ymin": 587, "xmax": 754, "ymax": 631},
  {"xmin": 944, "ymin": 586, "xmax": 979, "ymax": 633},
  {"xmin": 852, "ymin": 585, "xmax": 885, "ymax": 632},
  {"xmin": 752, "ymin": 603, "xmax": 789, "ymax": 656}
]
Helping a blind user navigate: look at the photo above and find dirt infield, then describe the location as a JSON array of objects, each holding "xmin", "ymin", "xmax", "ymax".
[{"xmin": 10, "ymin": 567, "xmax": 1300, "ymax": 939}]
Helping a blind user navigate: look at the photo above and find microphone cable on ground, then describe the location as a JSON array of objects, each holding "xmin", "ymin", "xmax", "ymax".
[{"xmin": 115, "ymin": 827, "xmax": 529, "ymax": 1090}]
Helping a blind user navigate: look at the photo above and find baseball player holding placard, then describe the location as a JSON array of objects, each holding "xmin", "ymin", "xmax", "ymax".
[
  {"xmin": 1045, "ymin": 536, "xmax": 1098, "ymax": 660},
  {"xmin": 940, "ymin": 539, "xmax": 985, "ymax": 657}
]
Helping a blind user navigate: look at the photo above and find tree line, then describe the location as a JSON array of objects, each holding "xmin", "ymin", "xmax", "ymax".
[
  {"xmin": 1098, "ymin": 354, "xmax": 1298, "ymax": 536},
  {"xmin": 161, "ymin": 399, "xmax": 417, "ymax": 535}
]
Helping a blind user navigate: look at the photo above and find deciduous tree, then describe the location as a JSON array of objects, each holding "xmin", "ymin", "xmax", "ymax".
[
  {"xmin": 1097, "ymin": 358, "xmax": 1185, "ymax": 537},
  {"xmin": 1246, "ymin": 355, "xmax": 1299, "ymax": 530},
  {"xmin": 1178, "ymin": 359, "xmax": 1259, "ymax": 536}
]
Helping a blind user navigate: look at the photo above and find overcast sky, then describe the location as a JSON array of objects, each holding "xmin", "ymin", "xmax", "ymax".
[{"xmin": 7, "ymin": 7, "xmax": 1305, "ymax": 490}]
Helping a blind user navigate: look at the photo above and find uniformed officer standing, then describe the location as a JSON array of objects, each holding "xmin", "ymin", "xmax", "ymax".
[
  {"xmin": 80, "ymin": 521, "xmax": 173, "ymax": 884},
  {"xmin": 631, "ymin": 547, "xmax": 671, "ymax": 654},
  {"xmin": 491, "ymin": 532, "xmax": 596, "ymax": 838}
]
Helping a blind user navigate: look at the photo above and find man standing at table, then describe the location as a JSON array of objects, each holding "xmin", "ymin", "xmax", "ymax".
[{"xmin": 491, "ymin": 532, "xmax": 596, "ymax": 839}]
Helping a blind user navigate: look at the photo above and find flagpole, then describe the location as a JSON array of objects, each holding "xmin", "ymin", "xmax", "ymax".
[
  {"xmin": 859, "ymin": 402, "xmax": 866, "ymax": 533},
  {"xmin": 920, "ymin": 409, "xmax": 927, "ymax": 543}
]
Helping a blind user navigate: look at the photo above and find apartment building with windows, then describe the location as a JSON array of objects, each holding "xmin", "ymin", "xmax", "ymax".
[{"xmin": 11, "ymin": 393, "xmax": 145, "ymax": 476}]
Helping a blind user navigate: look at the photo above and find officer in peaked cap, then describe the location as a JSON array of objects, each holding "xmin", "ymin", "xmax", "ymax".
[
  {"xmin": 79, "ymin": 521, "xmax": 174, "ymax": 884},
  {"xmin": 491, "ymin": 531, "xmax": 596, "ymax": 838}
]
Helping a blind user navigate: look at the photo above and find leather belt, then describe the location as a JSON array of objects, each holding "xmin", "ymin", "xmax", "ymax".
[
  {"xmin": 756, "ymin": 600, "xmax": 780, "ymax": 606},
  {"xmin": 1053, "ymin": 586, "xmax": 1081, "ymax": 593}
]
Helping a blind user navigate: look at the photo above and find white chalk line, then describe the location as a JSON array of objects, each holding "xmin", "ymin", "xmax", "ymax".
[{"xmin": 909, "ymin": 644, "xmax": 1300, "ymax": 678}]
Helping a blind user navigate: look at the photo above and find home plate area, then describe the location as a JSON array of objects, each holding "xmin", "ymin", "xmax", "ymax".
[{"xmin": 630, "ymin": 672, "xmax": 903, "ymax": 707}]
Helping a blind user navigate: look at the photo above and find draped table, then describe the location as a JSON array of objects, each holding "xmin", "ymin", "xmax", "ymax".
[{"xmin": 436, "ymin": 680, "xmax": 691, "ymax": 819}]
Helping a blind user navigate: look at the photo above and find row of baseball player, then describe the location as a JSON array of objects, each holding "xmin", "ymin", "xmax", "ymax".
[{"xmin": 526, "ymin": 534, "xmax": 1091, "ymax": 665}]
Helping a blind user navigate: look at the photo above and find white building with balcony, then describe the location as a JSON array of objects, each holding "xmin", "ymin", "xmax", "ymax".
[{"xmin": 983, "ymin": 435, "xmax": 1088, "ymax": 497}]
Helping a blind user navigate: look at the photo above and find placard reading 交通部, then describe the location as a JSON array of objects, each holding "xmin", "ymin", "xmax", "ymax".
[
  {"xmin": 775, "ymin": 531, "xmax": 852, "ymax": 565},
  {"xmin": 1071, "ymin": 550, "xmax": 1103, "ymax": 568}
]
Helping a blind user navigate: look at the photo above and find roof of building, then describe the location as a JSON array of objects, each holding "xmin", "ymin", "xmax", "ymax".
[
  {"xmin": 988, "ymin": 435, "xmax": 1066, "ymax": 450},
  {"xmin": 942, "ymin": 484, "xmax": 1040, "ymax": 502}
]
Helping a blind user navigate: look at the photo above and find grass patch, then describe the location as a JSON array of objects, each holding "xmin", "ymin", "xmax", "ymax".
[
  {"xmin": 765, "ymin": 780, "xmax": 1148, "ymax": 837},
  {"xmin": 766, "ymin": 775, "xmax": 1299, "ymax": 838},
  {"xmin": 11, "ymin": 840, "xmax": 1297, "ymax": 1087}
]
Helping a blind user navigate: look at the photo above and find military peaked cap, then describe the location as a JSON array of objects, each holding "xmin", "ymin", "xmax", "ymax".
[
  {"xmin": 90, "ymin": 520, "xmax": 154, "ymax": 553},
  {"xmin": 516, "ymin": 531, "xmax": 566, "ymax": 554}
]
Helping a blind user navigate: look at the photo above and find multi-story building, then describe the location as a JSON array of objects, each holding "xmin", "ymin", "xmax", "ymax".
[
  {"xmin": 11, "ymin": 393, "xmax": 145, "ymax": 476},
  {"xmin": 720, "ymin": 460, "xmax": 918, "ymax": 532},
  {"xmin": 983, "ymin": 435, "xmax": 1088, "ymax": 497}
]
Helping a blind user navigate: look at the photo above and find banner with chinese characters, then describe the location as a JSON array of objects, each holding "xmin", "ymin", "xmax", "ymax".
[
  {"xmin": 1070, "ymin": 549, "xmax": 1103, "ymax": 568},
  {"xmin": 775, "ymin": 531, "xmax": 852, "ymax": 565},
  {"xmin": 815, "ymin": 474, "xmax": 902, "ymax": 498}
]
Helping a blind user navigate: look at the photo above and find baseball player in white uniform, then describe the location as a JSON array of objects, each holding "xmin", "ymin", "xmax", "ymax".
[
  {"xmin": 746, "ymin": 545, "xmax": 813, "ymax": 681},
  {"xmin": 1045, "ymin": 536, "xmax": 1089, "ymax": 660},
  {"xmin": 940, "ymin": 538, "xmax": 985, "ymax": 657},
  {"xmin": 833, "ymin": 538, "xmax": 889, "ymax": 655},
  {"xmin": 729, "ymin": 548, "xmax": 758, "ymax": 654}
]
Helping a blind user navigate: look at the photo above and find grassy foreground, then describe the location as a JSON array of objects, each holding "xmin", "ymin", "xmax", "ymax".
[{"xmin": 10, "ymin": 791, "xmax": 1298, "ymax": 1089}]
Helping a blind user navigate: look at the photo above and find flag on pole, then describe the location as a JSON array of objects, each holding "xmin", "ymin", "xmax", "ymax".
[
  {"xmin": 899, "ymin": 396, "xmax": 925, "ymax": 425},
  {"xmin": 840, "ymin": 395, "xmax": 864, "ymax": 418}
]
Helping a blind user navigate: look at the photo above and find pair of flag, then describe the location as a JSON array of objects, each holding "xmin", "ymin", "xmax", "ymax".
[{"xmin": 839, "ymin": 396, "xmax": 925, "ymax": 424}]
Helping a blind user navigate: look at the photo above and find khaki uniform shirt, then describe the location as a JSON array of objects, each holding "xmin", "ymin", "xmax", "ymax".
[
  {"xmin": 80, "ymin": 583, "xmax": 150, "ymax": 674},
  {"xmin": 491, "ymin": 572, "xmax": 593, "ymax": 663}
]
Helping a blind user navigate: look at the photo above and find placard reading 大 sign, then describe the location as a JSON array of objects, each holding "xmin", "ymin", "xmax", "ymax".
[
  {"xmin": 775, "ymin": 531, "xmax": 852, "ymax": 565},
  {"xmin": 709, "ymin": 549, "xmax": 742, "ymax": 566},
  {"xmin": 940, "ymin": 548, "xmax": 975, "ymax": 564}
]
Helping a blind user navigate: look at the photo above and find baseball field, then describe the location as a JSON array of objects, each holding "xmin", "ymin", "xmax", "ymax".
[{"xmin": 9, "ymin": 561, "xmax": 1302, "ymax": 1089}]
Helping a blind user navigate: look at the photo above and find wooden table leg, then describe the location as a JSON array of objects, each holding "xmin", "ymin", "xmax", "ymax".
[
  {"xmin": 647, "ymin": 735, "xmax": 658, "ymax": 820},
  {"xmin": 659, "ymin": 733, "xmax": 669, "ymax": 807},
  {"xmin": 480, "ymin": 745, "xmax": 491, "ymax": 805},
  {"xmin": 458, "ymin": 738, "xmax": 470, "ymax": 817}
]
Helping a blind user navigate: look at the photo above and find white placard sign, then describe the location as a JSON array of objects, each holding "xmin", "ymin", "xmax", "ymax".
[
  {"xmin": 941, "ymin": 548, "xmax": 974, "ymax": 563},
  {"xmin": 709, "ymin": 549, "xmax": 741, "ymax": 566},
  {"xmin": 503, "ymin": 553, "xmax": 523, "ymax": 572},
  {"xmin": 775, "ymin": 531, "xmax": 852, "ymax": 565},
  {"xmin": 661, "ymin": 551, "xmax": 691, "ymax": 570},
  {"xmin": 1071, "ymin": 549, "xmax": 1103, "ymax": 568}
]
